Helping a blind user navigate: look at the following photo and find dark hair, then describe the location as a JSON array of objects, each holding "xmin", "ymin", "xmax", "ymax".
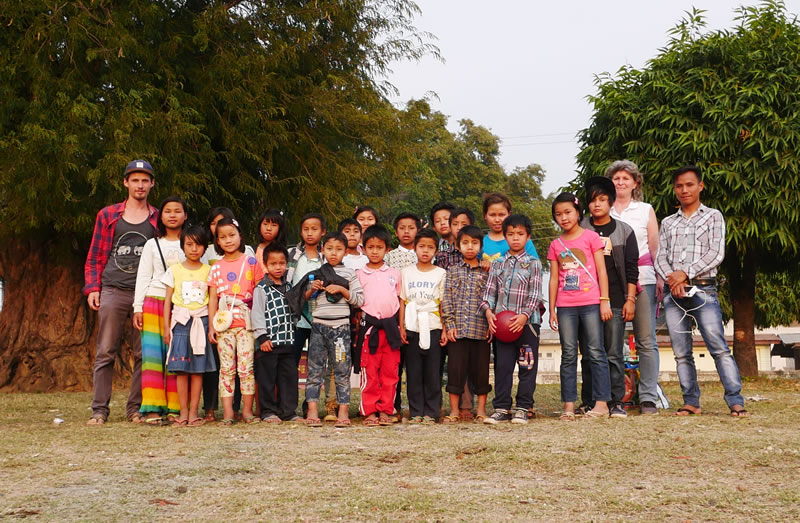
[
  {"xmin": 672, "ymin": 165, "xmax": 703, "ymax": 183},
  {"xmin": 551, "ymin": 192, "xmax": 582, "ymax": 219},
  {"xmin": 457, "ymin": 225, "xmax": 484, "ymax": 247},
  {"xmin": 300, "ymin": 212, "xmax": 326, "ymax": 231},
  {"xmin": 205, "ymin": 207, "xmax": 235, "ymax": 236},
  {"xmin": 586, "ymin": 183, "xmax": 616, "ymax": 206},
  {"xmin": 482, "ymin": 192, "xmax": 512, "ymax": 216},
  {"xmin": 337, "ymin": 218, "xmax": 362, "ymax": 233},
  {"xmin": 413, "ymin": 228, "xmax": 439, "ymax": 248},
  {"xmin": 213, "ymin": 217, "xmax": 245, "ymax": 254},
  {"xmin": 429, "ymin": 202, "xmax": 455, "ymax": 223},
  {"xmin": 393, "ymin": 212, "xmax": 421, "ymax": 230},
  {"xmin": 353, "ymin": 205, "xmax": 378, "ymax": 222},
  {"xmin": 157, "ymin": 196, "xmax": 187, "ymax": 237},
  {"xmin": 321, "ymin": 231, "xmax": 347, "ymax": 248},
  {"xmin": 262, "ymin": 242, "xmax": 289, "ymax": 265},
  {"xmin": 180, "ymin": 225, "xmax": 208, "ymax": 252},
  {"xmin": 257, "ymin": 208, "xmax": 287, "ymax": 246},
  {"xmin": 502, "ymin": 214, "xmax": 533, "ymax": 235},
  {"xmin": 362, "ymin": 224, "xmax": 392, "ymax": 248},
  {"xmin": 449, "ymin": 207, "xmax": 475, "ymax": 225}
]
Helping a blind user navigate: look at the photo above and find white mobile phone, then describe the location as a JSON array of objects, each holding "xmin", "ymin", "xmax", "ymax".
[{"xmin": 685, "ymin": 286, "xmax": 698, "ymax": 297}]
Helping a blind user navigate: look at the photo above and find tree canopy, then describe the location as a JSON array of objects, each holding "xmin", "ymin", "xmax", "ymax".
[{"xmin": 575, "ymin": 0, "xmax": 800, "ymax": 375}]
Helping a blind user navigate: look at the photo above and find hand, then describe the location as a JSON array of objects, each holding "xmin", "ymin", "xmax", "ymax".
[
  {"xmin": 508, "ymin": 313, "xmax": 528, "ymax": 334},
  {"xmin": 480, "ymin": 259, "xmax": 492, "ymax": 272},
  {"xmin": 87, "ymin": 292, "xmax": 100, "ymax": 311},
  {"xmin": 260, "ymin": 340, "xmax": 273, "ymax": 352},
  {"xmin": 311, "ymin": 279, "xmax": 325, "ymax": 291},
  {"xmin": 439, "ymin": 330, "xmax": 448, "ymax": 346},
  {"xmin": 163, "ymin": 330, "xmax": 171, "ymax": 347},
  {"xmin": 671, "ymin": 281, "xmax": 687, "ymax": 298},
  {"xmin": 325, "ymin": 284, "xmax": 345, "ymax": 295},
  {"xmin": 446, "ymin": 327, "xmax": 458, "ymax": 343},
  {"xmin": 485, "ymin": 309, "xmax": 497, "ymax": 335},
  {"xmin": 622, "ymin": 299, "xmax": 635, "ymax": 322},
  {"xmin": 132, "ymin": 312, "xmax": 143, "ymax": 331},
  {"xmin": 666, "ymin": 270, "xmax": 687, "ymax": 289},
  {"xmin": 399, "ymin": 325, "xmax": 408, "ymax": 345},
  {"xmin": 208, "ymin": 327, "xmax": 217, "ymax": 344},
  {"xmin": 600, "ymin": 301, "xmax": 613, "ymax": 322},
  {"xmin": 549, "ymin": 309, "xmax": 559, "ymax": 331}
]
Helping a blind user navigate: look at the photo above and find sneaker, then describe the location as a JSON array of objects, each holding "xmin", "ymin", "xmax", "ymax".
[
  {"xmin": 640, "ymin": 401, "xmax": 658, "ymax": 415},
  {"xmin": 483, "ymin": 409, "xmax": 512, "ymax": 424},
  {"xmin": 511, "ymin": 408, "xmax": 529, "ymax": 425},
  {"xmin": 609, "ymin": 404, "xmax": 627, "ymax": 418}
]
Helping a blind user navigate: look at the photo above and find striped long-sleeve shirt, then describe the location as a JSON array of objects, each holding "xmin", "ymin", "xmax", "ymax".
[
  {"xmin": 655, "ymin": 204, "xmax": 725, "ymax": 280},
  {"xmin": 478, "ymin": 251, "xmax": 543, "ymax": 325}
]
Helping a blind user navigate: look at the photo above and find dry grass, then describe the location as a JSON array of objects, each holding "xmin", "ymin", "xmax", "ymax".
[{"xmin": 1, "ymin": 378, "xmax": 799, "ymax": 521}]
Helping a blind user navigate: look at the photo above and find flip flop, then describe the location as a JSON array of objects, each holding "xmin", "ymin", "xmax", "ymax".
[
  {"xmin": 559, "ymin": 412, "xmax": 576, "ymax": 421},
  {"xmin": 219, "ymin": 418, "xmax": 235, "ymax": 426},
  {"xmin": 243, "ymin": 416, "xmax": 260, "ymax": 424},
  {"xmin": 86, "ymin": 415, "xmax": 106, "ymax": 426},
  {"xmin": 128, "ymin": 413, "xmax": 145, "ymax": 424},
  {"xmin": 730, "ymin": 407, "xmax": 749, "ymax": 417},
  {"xmin": 378, "ymin": 413, "xmax": 393, "ymax": 426},
  {"xmin": 305, "ymin": 417, "xmax": 323, "ymax": 427},
  {"xmin": 441, "ymin": 415, "xmax": 460, "ymax": 424},
  {"xmin": 187, "ymin": 418, "xmax": 205, "ymax": 427},
  {"xmin": 675, "ymin": 407, "xmax": 701, "ymax": 416},
  {"xmin": 144, "ymin": 416, "xmax": 163, "ymax": 426},
  {"xmin": 473, "ymin": 415, "xmax": 486, "ymax": 423},
  {"xmin": 171, "ymin": 419, "xmax": 189, "ymax": 427},
  {"xmin": 263, "ymin": 415, "xmax": 282, "ymax": 424},
  {"xmin": 363, "ymin": 416, "xmax": 380, "ymax": 427},
  {"xmin": 334, "ymin": 419, "xmax": 351, "ymax": 428}
]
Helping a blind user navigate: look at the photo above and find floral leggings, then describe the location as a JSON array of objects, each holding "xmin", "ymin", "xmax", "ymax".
[{"xmin": 217, "ymin": 327, "xmax": 255, "ymax": 398}]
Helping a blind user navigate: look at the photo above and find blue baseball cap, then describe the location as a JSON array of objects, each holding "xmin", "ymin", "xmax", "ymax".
[{"xmin": 124, "ymin": 159, "xmax": 154, "ymax": 178}]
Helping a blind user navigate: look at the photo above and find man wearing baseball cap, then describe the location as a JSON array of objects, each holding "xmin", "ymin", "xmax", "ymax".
[{"xmin": 83, "ymin": 160, "xmax": 159, "ymax": 425}]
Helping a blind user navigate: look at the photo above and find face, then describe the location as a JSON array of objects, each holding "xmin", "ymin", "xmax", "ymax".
[
  {"xmin": 260, "ymin": 219, "xmax": 280, "ymax": 243},
  {"xmin": 124, "ymin": 173, "xmax": 155, "ymax": 202},
  {"xmin": 449, "ymin": 213, "xmax": 471, "ymax": 239},
  {"xmin": 322, "ymin": 238, "xmax": 347, "ymax": 266},
  {"xmin": 301, "ymin": 218, "xmax": 324, "ymax": 247},
  {"xmin": 553, "ymin": 202, "xmax": 580, "ymax": 232},
  {"xmin": 209, "ymin": 214, "xmax": 225, "ymax": 237},
  {"xmin": 504, "ymin": 225, "xmax": 530, "ymax": 254},
  {"xmin": 356, "ymin": 211, "xmax": 377, "ymax": 230},
  {"xmin": 485, "ymin": 203, "xmax": 510, "ymax": 233},
  {"xmin": 414, "ymin": 237, "xmax": 437, "ymax": 264},
  {"xmin": 160, "ymin": 202, "xmax": 187, "ymax": 231},
  {"xmin": 458, "ymin": 235, "xmax": 482, "ymax": 261},
  {"xmin": 432, "ymin": 209, "xmax": 451, "ymax": 237},
  {"xmin": 364, "ymin": 237, "xmax": 388, "ymax": 265},
  {"xmin": 395, "ymin": 218, "xmax": 419, "ymax": 247},
  {"xmin": 612, "ymin": 170, "xmax": 638, "ymax": 200},
  {"xmin": 673, "ymin": 171, "xmax": 703, "ymax": 208},
  {"xmin": 588, "ymin": 194, "xmax": 612, "ymax": 220},
  {"xmin": 182, "ymin": 235, "xmax": 206, "ymax": 262},
  {"xmin": 216, "ymin": 224, "xmax": 242, "ymax": 254},
  {"xmin": 265, "ymin": 251, "xmax": 287, "ymax": 281},
  {"xmin": 341, "ymin": 224, "xmax": 362, "ymax": 249}
]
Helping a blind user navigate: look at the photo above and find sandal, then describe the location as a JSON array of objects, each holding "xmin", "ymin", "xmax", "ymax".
[
  {"xmin": 187, "ymin": 418, "xmax": 205, "ymax": 427},
  {"xmin": 334, "ymin": 418, "xmax": 351, "ymax": 428},
  {"xmin": 421, "ymin": 416, "xmax": 437, "ymax": 425},
  {"xmin": 473, "ymin": 415, "xmax": 486, "ymax": 423},
  {"xmin": 730, "ymin": 406, "xmax": 749, "ymax": 417},
  {"xmin": 378, "ymin": 413, "xmax": 393, "ymax": 426},
  {"xmin": 166, "ymin": 413, "xmax": 180, "ymax": 425},
  {"xmin": 559, "ymin": 412, "xmax": 576, "ymax": 421},
  {"xmin": 262, "ymin": 415, "xmax": 282, "ymax": 424},
  {"xmin": 86, "ymin": 415, "xmax": 106, "ymax": 426},
  {"xmin": 675, "ymin": 406, "xmax": 701, "ymax": 416},
  {"xmin": 128, "ymin": 413, "xmax": 145, "ymax": 424},
  {"xmin": 363, "ymin": 415, "xmax": 380, "ymax": 427},
  {"xmin": 409, "ymin": 416, "xmax": 424, "ymax": 424},
  {"xmin": 441, "ymin": 415, "xmax": 460, "ymax": 424},
  {"xmin": 219, "ymin": 418, "xmax": 235, "ymax": 426},
  {"xmin": 144, "ymin": 415, "xmax": 163, "ymax": 426},
  {"xmin": 243, "ymin": 416, "xmax": 260, "ymax": 424},
  {"xmin": 171, "ymin": 419, "xmax": 189, "ymax": 427},
  {"xmin": 584, "ymin": 409, "xmax": 607, "ymax": 419},
  {"xmin": 305, "ymin": 417, "xmax": 323, "ymax": 427}
]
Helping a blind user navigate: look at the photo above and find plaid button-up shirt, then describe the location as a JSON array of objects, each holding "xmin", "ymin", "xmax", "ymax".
[
  {"xmin": 655, "ymin": 204, "xmax": 725, "ymax": 280},
  {"xmin": 434, "ymin": 241, "xmax": 464, "ymax": 271},
  {"xmin": 442, "ymin": 261, "xmax": 489, "ymax": 340},
  {"xmin": 479, "ymin": 251, "xmax": 543, "ymax": 324},
  {"xmin": 252, "ymin": 278, "xmax": 296, "ymax": 346},
  {"xmin": 83, "ymin": 201, "xmax": 159, "ymax": 295}
]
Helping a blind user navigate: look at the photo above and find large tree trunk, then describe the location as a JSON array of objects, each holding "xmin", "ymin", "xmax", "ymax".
[
  {"xmin": 726, "ymin": 245, "xmax": 758, "ymax": 377},
  {"xmin": 0, "ymin": 238, "xmax": 136, "ymax": 391}
]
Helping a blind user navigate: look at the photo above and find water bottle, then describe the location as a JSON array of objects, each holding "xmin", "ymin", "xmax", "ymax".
[
  {"xmin": 335, "ymin": 338, "xmax": 345, "ymax": 363},
  {"xmin": 308, "ymin": 274, "xmax": 321, "ymax": 299}
]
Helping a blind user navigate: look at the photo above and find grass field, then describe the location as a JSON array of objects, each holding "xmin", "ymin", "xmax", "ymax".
[{"xmin": 1, "ymin": 378, "xmax": 799, "ymax": 521}]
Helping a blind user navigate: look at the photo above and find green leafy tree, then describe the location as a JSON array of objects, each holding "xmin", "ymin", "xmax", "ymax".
[{"xmin": 575, "ymin": 1, "xmax": 800, "ymax": 376}]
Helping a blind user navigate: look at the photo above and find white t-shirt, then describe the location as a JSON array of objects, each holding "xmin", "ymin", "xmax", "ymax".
[
  {"xmin": 343, "ymin": 253, "xmax": 369, "ymax": 271},
  {"xmin": 201, "ymin": 244, "xmax": 255, "ymax": 265},
  {"xmin": 133, "ymin": 238, "xmax": 184, "ymax": 312},
  {"xmin": 610, "ymin": 200, "xmax": 656, "ymax": 285},
  {"xmin": 400, "ymin": 265, "xmax": 446, "ymax": 331}
]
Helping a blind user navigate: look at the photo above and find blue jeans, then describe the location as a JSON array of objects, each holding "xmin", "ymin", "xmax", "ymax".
[
  {"xmin": 580, "ymin": 307, "xmax": 625, "ymax": 404},
  {"xmin": 663, "ymin": 285, "xmax": 744, "ymax": 408},
  {"xmin": 632, "ymin": 284, "xmax": 660, "ymax": 403},
  {"xmin": 558, "ymin": 305, "xmax": 609, "ymax": 403}
]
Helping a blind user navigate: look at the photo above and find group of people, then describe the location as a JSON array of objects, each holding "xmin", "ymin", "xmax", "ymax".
[{"xmin": 82, "ymin": 158, "xmax": 748, "ymax": 427}]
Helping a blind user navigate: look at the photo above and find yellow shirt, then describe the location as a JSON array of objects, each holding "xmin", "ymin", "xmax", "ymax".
[{"xmin": 161, "ymin": 263, "xmax": 210, "ymax": 310}]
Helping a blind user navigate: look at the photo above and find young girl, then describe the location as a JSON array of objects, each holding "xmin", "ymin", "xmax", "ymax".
[
  {"xmin": 207, "ymin": 217, "xmax": 264, "ymax": 424},
  {"xmin": 255, "ymin": 208, "xmax": 287, "ymax": 274},
  {"xmin": 547, "ymin": 193, "xmax": 613, "ymax": 420},
  {"xmin": 353, "ymin": 205, "xmax": 379, "ymax": 232},
  {"xmin": 202, "ymin": 207, "xmax": 256, "ymax": 265},
  {"xmin": 162, "ymin": 225, "xmax": 217, "ymax": 426},
  {"xmin": 132, "ymin": 196, "xmax": 188, "ymax": 424},
  {"xmin": 481, "ymin": 193, "xmax": 539, "ymax": 266}
]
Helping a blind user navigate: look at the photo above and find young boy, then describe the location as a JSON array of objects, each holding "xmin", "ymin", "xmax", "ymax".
[
  {"xmin": 481, "ymin": 193, "xmax": 539, "ymax": 265},
  {"xmin": 287, "ymin": 213, "xmax": 326, "ymax": 366},
  {"xmin": 339, "ymin": 218, "xmax": 368, "ymax": 271},
  {"xmin": 434, "ymin": 207, "xmax": 475, "ymax": 270},
  {"xmin": 399, "ymin": 228, "xmax": 447, "ymax": 423},
  {"xmin": 479, "ymin": 214, "xmax": 543, "ymax": 424},
  {"xmin": 303, "ymin": 232, "xmax": 364, "ymax": 427},
  {"xmin": 441, "ymin": 225, "xmax": 491, "ymax": 423},
  {"xmin": 251, "ymin": 244, "xmax": 300, "ymax": 423},
  {"xmin": 355, "ymin": 225, "xmax": 403, "ymax": 426},
  {"xmin": 430, "ymin": 202, "xmax": 455, "ymax": 250},
  {"xmin": 384, "ymin": 212, "xmax": 420, "ymax": 270},
  {"xmin": 579, "ymin": 177, "xmax": 639, "ymax": 418}
]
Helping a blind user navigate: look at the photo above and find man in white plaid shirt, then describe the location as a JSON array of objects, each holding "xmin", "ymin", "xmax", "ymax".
[{"xmin": 655, "ymin": 165, "xmax": 747, "ymax": 417}]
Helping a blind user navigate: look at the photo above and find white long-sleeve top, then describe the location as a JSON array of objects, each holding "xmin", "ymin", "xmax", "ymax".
[{"xmin": 133, "ymin": 237, "xmax": 185, "ymax": 312}]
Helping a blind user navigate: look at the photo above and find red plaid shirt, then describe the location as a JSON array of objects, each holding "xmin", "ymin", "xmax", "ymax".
[{"xmin": 82, "ymin": 201, "xmax": 159, "ymax": 295}]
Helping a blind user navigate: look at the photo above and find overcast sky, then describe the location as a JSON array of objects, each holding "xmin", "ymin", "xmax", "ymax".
[{"xmin": 387, "ymin": 1, "xmax": 800, "ymax": 196}]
